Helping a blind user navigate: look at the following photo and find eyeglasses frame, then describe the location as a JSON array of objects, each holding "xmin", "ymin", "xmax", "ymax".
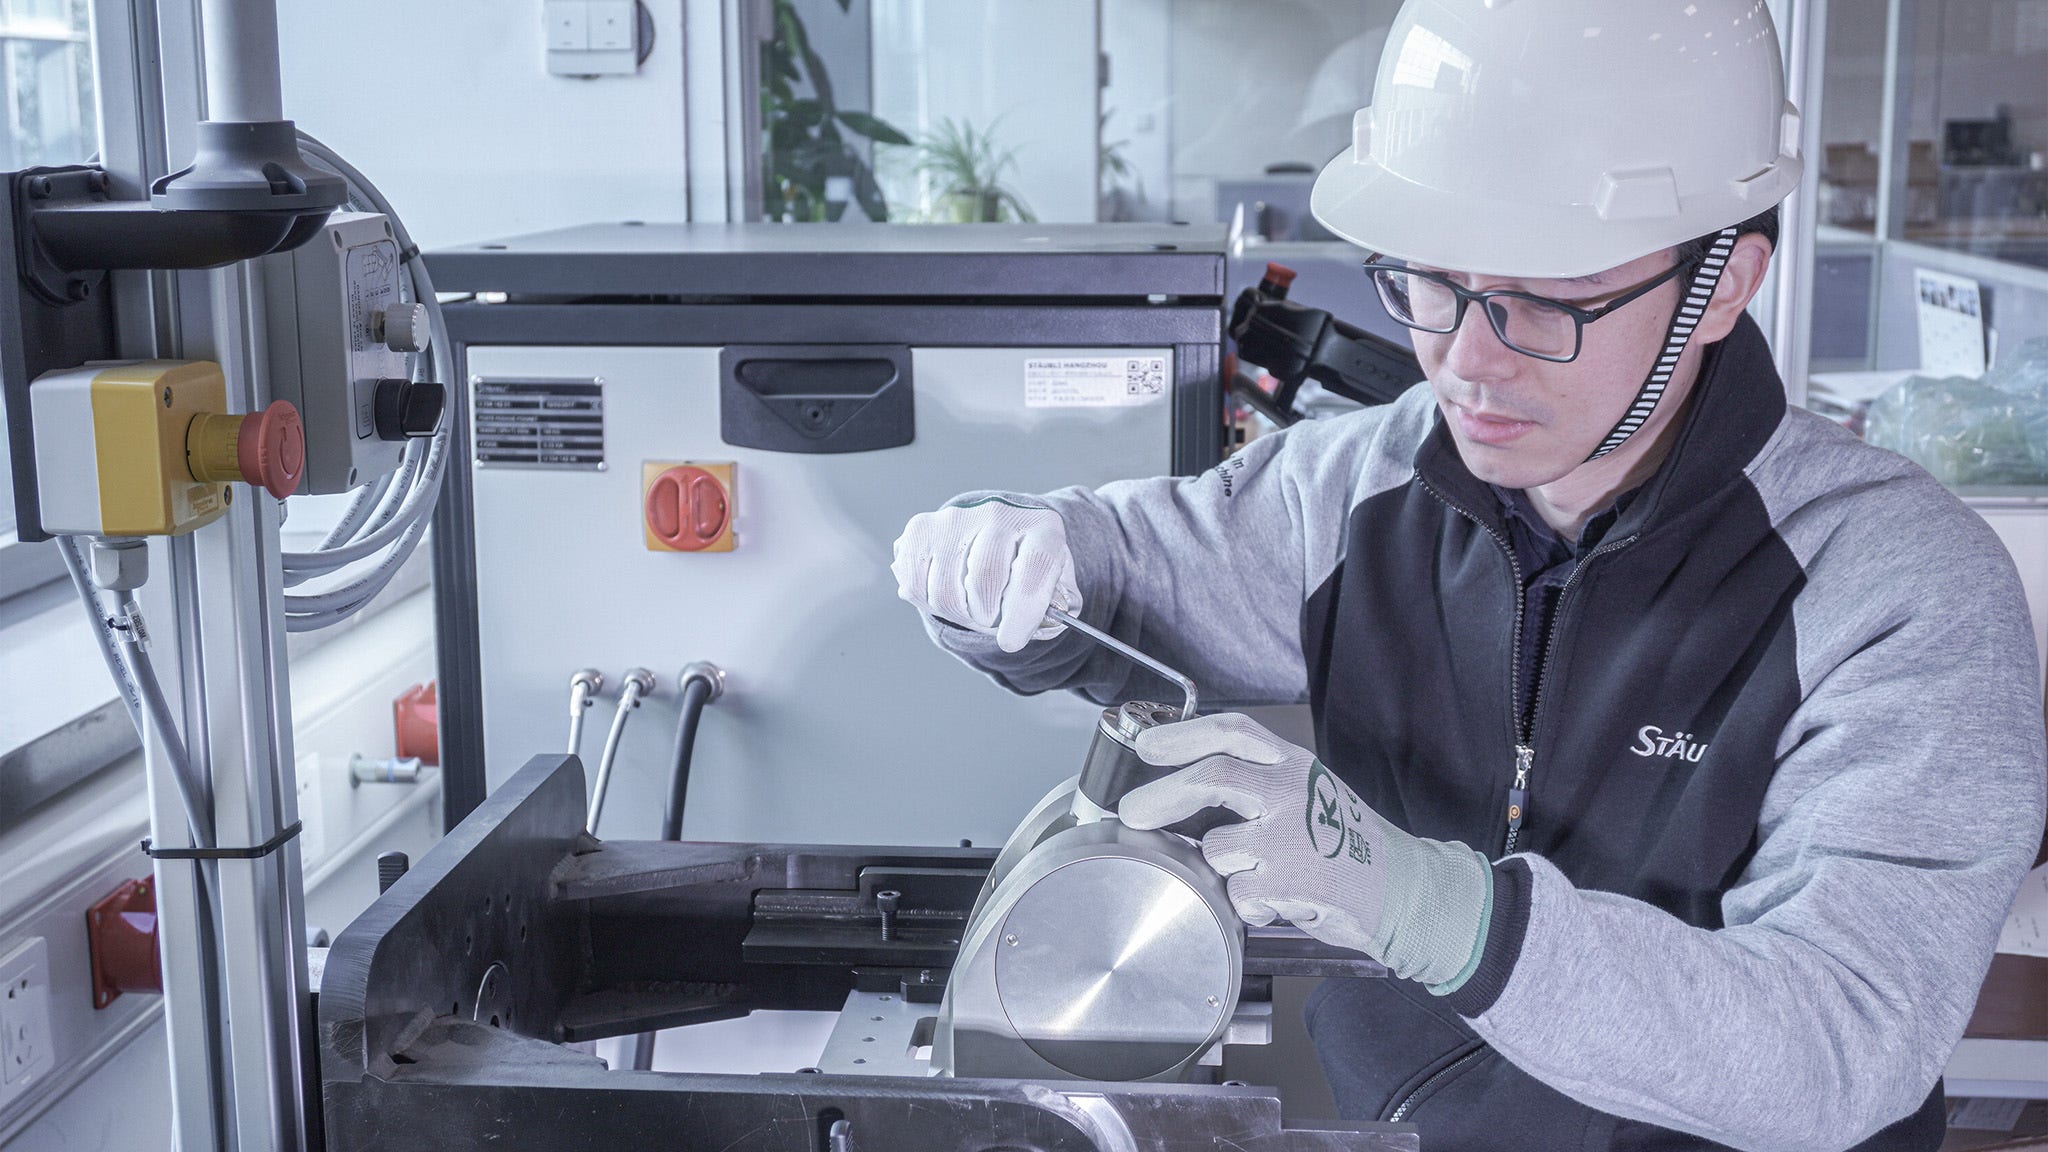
[{"xmin": 1361, "ymin": 256, "xmax": 1698, "ymax": 364}]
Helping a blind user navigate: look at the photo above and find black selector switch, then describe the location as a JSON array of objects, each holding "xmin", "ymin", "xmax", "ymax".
[{"xmin": 372, "ymin": 379, "xmax": 445, "ymax": 441}]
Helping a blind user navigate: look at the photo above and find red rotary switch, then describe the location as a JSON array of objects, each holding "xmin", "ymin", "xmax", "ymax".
[{"xmin": 645, "ymin": 465, "xmax": 731, "ymax": 552}]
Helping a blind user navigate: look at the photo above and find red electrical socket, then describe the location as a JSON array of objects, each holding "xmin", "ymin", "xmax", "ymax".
[
  {"xmin": 394, "ymin": 681, "xmax": 438, "ymax": 766},
  {"xmin": 86, "ymin": 877, "xmax": 161, "ymax": 1009}
]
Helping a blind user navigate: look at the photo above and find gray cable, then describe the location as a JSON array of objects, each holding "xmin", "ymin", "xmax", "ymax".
[
  {"xmin": 585, "ymin": 674, "xmax": 652, "ymax": 834},
  {"xmin": 114, "ymin": 589, "xmax": 215, "ymax": 846},
  {"xmin": 60, "ymin": 537, "xmax": 213, "ymax": 847},
  {"xmin": 58, "ymin": 537, "xmax": 146, "ymax": 742},
  {"xmin": 316, "ymin": 464, "xmax": 396, "ymax": 549},
  {"xmin": 284, "ymin": 509, "xmax": 430, "ymax": 616},
  {"xmin": 277, "ymin": 130, "xmax": 455, "ymax": 628}
]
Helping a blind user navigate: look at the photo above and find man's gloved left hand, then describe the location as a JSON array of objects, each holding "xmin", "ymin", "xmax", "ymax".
[{"xmin": 1119, "ymin": 713, "xmax": 1494, "ymax": 991}]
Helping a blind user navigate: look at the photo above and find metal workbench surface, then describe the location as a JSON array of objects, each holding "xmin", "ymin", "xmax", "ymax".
[{"xmin": 426, "ymin": 221, "xmax": 1230, "ymax": 300}]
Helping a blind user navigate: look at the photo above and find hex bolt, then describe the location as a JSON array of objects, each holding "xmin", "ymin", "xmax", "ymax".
[{"xmin": 876, "ymin": 890, "xmax": 901, "ymax": 942}]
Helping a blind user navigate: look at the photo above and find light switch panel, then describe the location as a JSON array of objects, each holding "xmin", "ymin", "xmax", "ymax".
[
  {"xmin": 546, "ymin": 0, "xmax": 641, "ymax": 76},
  {"xmin": 588, "ymin": 1, "xmax": 633, "ymax": 50},
  {"xmin": 545, "ymin": 1, "xmax": 588, "ymax": 50}
]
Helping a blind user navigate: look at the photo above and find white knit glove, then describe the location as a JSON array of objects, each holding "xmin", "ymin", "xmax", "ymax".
[
  {"xmin": 1120, "ymin": 713, "xmax": 1494, "ymax": 989},
  {"xmin": 892, "ymin": 495, "xmax": 1082, "ymax": 653}
]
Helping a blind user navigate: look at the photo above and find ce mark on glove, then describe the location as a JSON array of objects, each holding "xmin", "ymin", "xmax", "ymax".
[{"xmin": 1119, "ymin": 713, "xmax": 1495, "ymax": 990}]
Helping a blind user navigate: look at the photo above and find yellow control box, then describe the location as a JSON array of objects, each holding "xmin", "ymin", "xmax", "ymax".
[{"xmin": 31, "ymin": 361, "xmax": 233, "ymax": 537}]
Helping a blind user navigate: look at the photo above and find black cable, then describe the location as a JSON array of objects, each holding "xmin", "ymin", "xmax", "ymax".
[
  {"xmin": 661, "ymin": 675, "xmax": 717, "ymax": 842},
  {"xmin": 631, "ymin": 671, "xmax": 719, "ymax": 1072}
]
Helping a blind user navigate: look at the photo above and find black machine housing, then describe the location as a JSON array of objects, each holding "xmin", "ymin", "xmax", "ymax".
[{"xmin": 317, "ymin": 754, "xmax": 1415, "ymax": 1151}]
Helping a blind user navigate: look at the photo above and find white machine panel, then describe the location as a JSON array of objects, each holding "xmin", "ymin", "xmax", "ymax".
[{"xmin": 469, "ymin": 344, "xmax": 1177, "ymax": 846}]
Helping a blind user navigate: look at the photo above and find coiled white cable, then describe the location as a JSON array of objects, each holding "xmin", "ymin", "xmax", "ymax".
[{"xmin": 279, "ymin": 131, "xmax": 455, "ymax": 631}]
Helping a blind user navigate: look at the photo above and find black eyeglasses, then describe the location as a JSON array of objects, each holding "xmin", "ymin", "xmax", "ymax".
[{"xmin": 1362, "ymin": 258, "xmax": 1695, "ymax": 364}]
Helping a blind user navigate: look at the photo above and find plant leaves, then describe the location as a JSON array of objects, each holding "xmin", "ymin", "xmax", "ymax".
[
  {"xmin": 784, "ymin": 98, "xmax": 826, "ymax": 128},
  {"xmin": 837, "ymin": 110, "xmax": 911, "ymax": 146}
]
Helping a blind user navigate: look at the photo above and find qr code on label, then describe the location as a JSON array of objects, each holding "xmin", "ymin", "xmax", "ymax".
[{"xmin": 1126, "ymin": 358, "xmax": 1166, "ymax": 397}]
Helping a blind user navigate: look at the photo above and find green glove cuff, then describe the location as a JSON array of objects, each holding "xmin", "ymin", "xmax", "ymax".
[
  {"xmin": 1427, "ymin": 851, "xmax": 1494, "ymax": 996},
  {"xmin": 1369, "ymin": 822, "xmax": 1493, "ymax": 988}
]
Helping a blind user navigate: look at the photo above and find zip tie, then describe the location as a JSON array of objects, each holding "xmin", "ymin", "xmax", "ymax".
[{"xmin": 143, "ymin": 821, "xmax": 302, "ymax": 861}]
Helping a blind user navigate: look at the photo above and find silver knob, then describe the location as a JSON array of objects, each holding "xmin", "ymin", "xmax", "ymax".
[{"xmin": 376, "ymin": 302, "xmax": 430, "ymax": 353}]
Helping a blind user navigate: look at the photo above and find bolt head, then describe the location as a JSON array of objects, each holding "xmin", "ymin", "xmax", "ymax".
[{"xmin": 1005, "ymin": 934, "xmax": 1019, "ymax": 947}]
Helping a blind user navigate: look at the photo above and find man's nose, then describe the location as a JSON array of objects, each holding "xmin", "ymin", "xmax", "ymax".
[{"xmin": 1441, "ymin": 301, "xmax": 1521, "ymax": 384}]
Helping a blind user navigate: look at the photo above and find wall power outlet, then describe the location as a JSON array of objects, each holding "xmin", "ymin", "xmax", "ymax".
[{"xmin": 0, "ymin": 937, "xmax": 56, "ymax": 1110}]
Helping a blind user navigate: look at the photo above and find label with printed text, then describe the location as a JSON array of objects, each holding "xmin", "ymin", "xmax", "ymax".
[{"xmin": 1024, "ymin": 356, "xmax": 1168, "ymax": 408}]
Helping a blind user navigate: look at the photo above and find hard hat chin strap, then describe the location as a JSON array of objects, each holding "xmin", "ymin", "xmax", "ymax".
[{"xmin": 1583, "ymin": 227, "xmax": 1740, "ymax": 463}]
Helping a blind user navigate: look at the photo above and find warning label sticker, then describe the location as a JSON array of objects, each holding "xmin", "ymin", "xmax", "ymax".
[{"xmin": 1024, "ymin": 356, "xmax": 1169, "ymax": 408}]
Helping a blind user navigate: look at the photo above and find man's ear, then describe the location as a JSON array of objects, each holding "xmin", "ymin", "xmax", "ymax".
[{"xmin": 1690, "ymin": 232, "xmax": 1774, "ymax": 345}]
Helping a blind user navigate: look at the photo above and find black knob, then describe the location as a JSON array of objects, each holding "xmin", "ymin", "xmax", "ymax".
[
  {"xmin": 377, "ymin": 851, "xmax": 410, "ymax": 894},
  {"xmin": 373, "ymin": 379, "xmax": 445, "ymax": 441}
]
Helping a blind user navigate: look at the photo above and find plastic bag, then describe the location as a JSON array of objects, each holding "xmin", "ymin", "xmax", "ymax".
[{"xmin": 1864, "ymin": 372, "xmax": 2048, "ymax": 486}]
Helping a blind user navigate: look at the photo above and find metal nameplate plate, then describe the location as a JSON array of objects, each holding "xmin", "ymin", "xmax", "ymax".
[{"xmin": 471, "ymin": 377, "xmax": 605, "ymax": 470}]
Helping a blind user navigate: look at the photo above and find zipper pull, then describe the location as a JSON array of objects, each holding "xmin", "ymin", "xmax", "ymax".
[{"xmin": 1506, "ymin": 744, "xmax": 1532, "ymax": 833}]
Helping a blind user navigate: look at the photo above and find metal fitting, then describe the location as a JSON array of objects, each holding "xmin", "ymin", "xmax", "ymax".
[
  {"xmin": 677, "ymin": 661, "xmax": 726, "ymax": 703},
  {"xmin": 350, "ymin": 754, "xmax": 422, "ymax": 788},
  {"xmin": 569, "ymin": 668, "xmax": 604, "ymax": 696},
  {"xmin": 619, "ymin": 667, "xmax": 657, "ymax": 703},
  {"xmin": 876, "ymin": 890, "xmax": 901, "ymax": 942},
  {"xmin": 89, "ymin": 537, "xmax": 150, "ymax": 592}
]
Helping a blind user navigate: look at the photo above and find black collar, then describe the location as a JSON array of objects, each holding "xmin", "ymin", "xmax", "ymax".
[{"xmin": 1414, "ymin": 312, "xmax": 1788, "ymax": 539}]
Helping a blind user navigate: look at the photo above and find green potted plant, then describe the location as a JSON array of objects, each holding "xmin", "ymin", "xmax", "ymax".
[
  {"xmin": 761, "ymin": 0, "xmax": 910, "ymax": 222},
  {"xmin": 912, "ymin": 117, "xmax": 1036, "ymax": 223}
]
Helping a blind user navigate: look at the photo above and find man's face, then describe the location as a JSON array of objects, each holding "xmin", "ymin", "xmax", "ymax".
[{"xmin": 1412, "ymin": 249, "xmax": 1690, "ymax": 490}]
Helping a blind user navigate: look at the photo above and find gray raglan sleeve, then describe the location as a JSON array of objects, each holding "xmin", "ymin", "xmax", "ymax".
[
  {"xmin": 919, "ymin": 386, "xmax": 1435, "ymax": 709},
  {"xmin": 1449, "ymin": 444, "xmax": 2047, "ymax": 1150}
]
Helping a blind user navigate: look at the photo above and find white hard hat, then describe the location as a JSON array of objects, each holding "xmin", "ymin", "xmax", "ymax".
[{"xmin": 1310, "ymin": 0, "xmax": 1804, "ymax": 278}]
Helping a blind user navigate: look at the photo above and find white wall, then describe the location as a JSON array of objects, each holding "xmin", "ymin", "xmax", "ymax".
[{"xmin": 277, "ymin": 0, "xmax": 693, "ymax": 248}]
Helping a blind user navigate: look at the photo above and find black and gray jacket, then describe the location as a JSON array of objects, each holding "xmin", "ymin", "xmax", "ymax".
[{"xmin": 927, "ymin": 315, "xmax": 2046, "ymax": 1150}]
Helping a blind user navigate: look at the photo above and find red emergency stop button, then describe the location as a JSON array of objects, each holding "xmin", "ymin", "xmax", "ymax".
[
  {"xmin": 645, "ymin": 465, "xmax": 731, "ymax": 552},
  {"xmin": 238, "ymin": 400, "xmax": 305, "ymax": 499}
]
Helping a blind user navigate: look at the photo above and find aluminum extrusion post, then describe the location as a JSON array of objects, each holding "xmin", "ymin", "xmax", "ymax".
[
  {"xmin": 146, "ymin": 0, "xmax": 314, "ymax": 1147},
  {"xmin": 197, "ymin": 0, "xmax": 285, "ymax": 122}
]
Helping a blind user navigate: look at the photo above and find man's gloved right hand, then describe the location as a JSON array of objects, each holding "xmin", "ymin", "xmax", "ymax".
[{"xmin": 892, "ymin": 496, "xmax": 1081, "ymax": 653}]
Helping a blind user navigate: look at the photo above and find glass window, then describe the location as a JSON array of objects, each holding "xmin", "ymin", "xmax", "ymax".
[
  {"xmin": 1801, "ymin": 0, "xmax": 2048, "ymax": 495},
  {"xmin": 0, "ymin": 0, "xmax": 96, "ymax": 170},
  {"xmin": 755, "ymin": 0, "xmax": 1404, "ymax": 228},
  {"xmin": 0, "ymin": 0, "xmax": 96, "ymax": 538}
]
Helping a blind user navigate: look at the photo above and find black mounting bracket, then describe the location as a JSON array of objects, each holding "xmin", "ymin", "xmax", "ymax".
[{"xmin": 3, "ymin": 119, "xmax": 348, "ymax": 539}]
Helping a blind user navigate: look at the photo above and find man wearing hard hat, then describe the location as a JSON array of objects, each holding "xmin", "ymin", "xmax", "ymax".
[{"xmin": 895, "ymin": 1, "xmax": 2046, "ymax": 1147}]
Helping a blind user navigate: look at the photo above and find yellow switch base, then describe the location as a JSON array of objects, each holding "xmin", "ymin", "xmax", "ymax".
[{"xmin": 31, "ymin": 360, "xmax": 232, "ymax": 537}]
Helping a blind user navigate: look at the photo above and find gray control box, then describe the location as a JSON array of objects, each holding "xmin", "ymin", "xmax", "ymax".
[{"xmin": 263, "ymin": 211, "xmax": 416, "ymax": 494}]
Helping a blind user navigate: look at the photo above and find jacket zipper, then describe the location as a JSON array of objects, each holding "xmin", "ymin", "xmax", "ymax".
[
  {"xmin": 1501, "ymin": 532, "xmax": 1634, "ymax": 854},
  {"xmin": 1386, "ymin": 1044, "xmax": 1486, "ymax": 1122},
  {"xmin": 1417, "ymin": 476, "xmax": 1635, "ymax": 856}
]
